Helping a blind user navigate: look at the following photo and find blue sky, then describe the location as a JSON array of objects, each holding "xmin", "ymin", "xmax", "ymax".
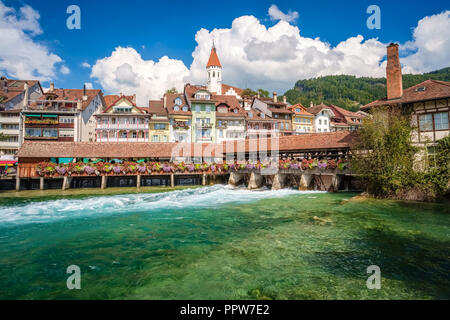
[{"xmin": 1, "ymin": 0, "xmax": 449, "ymax": 104}]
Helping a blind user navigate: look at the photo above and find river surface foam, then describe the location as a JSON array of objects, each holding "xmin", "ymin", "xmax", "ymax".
[{"xmin": 0, "ymin": 185, "xmax": 324, "ymax": 226}]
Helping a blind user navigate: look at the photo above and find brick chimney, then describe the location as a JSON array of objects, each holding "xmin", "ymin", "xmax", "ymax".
[
  {"xmin": 82, "ymin": 84, "xmax": 88, "ymax": 101},
  {"xmin": 273, "ymin": 92, "xmax": 277, "ymax": 103},
  {"xmin": 282, "ymin": 95, "xmax": 287, "ymax": 104},
  {"xmin": 386, "ymin": 43, "xmax": 403, "ymax": 100}
]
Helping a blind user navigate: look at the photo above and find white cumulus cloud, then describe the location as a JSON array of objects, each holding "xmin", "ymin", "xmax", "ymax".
[
  {"xmin": 400, "ymin": 10, "xmax": 450, "ymax": 74},
  {"xmin": 188, "ymin": 15, "xmax": 387, "ymax": 94},
  {"xmin": 268, "ymin": 4, "xmax": 299, "ymax": 23},
  {"xmin": 90, "ymin": 8, "xmax": 450, "ymax": 103},
  {"xmin": 60, "ymin": 65, "xmax": 70, "ymax": 75},
  {"xmin": 0, "ymin": 1, "xmax": 62, "ymax": 80},
  {"xmin": 81, "ymin": 62, "xmax": 91, "ymax": 68},
  {"xmin": 90, "ymin": 46, "xmax": 189, "ymax": 105},
  {"xmin": 84, "ymin": 82, "xmax": 93, "ymax": 89}
]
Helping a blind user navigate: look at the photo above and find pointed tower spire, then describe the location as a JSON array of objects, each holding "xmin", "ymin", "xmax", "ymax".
[
  {"xmin": 206, "ymin": 40, "xmax": 222, "ymax": 94},
  {"xmin": 206, "ymin": 43, "xmax": 221, "ymax": 68}
]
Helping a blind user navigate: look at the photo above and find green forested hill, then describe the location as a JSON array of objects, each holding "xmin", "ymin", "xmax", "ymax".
[{"xmin": 284, "ymin": 67, "xmax": 450, "ymax": 111}]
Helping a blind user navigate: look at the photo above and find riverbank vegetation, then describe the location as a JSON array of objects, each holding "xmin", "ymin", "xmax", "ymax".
[{"xmin": 351, "ymin": 108, "xmax": 450, "ymax": 201}]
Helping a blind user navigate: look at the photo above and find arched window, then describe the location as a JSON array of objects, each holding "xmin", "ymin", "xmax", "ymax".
[{"xmin": 213, "ymin": 71, "xmax": 215, "ymax": 78}]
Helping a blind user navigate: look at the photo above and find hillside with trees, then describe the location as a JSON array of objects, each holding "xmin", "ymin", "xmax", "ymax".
[{"xmin": 283, "ymin": 67, "xmax": 450, "ymax": 111}]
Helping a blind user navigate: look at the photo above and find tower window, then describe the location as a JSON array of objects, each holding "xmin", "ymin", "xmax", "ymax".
[{"xmin": 213, "ymin": 71, "xmax": 215, "ymax": 77}]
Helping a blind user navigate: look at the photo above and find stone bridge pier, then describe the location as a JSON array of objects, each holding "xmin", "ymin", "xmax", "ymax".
[
  {"xmin": 228, "ymin": 172, "xmax": 244, "ymax": 186},
  {"xmin": 299, "ymin": 173, "xmax": 313, "ymax": 190},
  {"xmin": 248, "ymin": 172, "xmax": 263, "ymax": 190},
  {"xmin": 272, "ymin": 173, "xmax": 287, "ymax": 190}
]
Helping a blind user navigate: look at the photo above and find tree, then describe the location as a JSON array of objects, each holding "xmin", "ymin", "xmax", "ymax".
[
  {"xmin": 0, "ymin": 133, "xmax": 9, "ymax": 141},
  {"xmin": 351, "ymin": 107, "xmax": 450, "ymax": 200},
  {"xmin": 351, "ymin": 107, "xmax": 420, "ymax": 198},
  {"xmin": 257, "ymin": 89, "xmax": 269, "ymax": 98},
  {"xmin": 165, "ymin": 88, "xmax": 177, "ymax": 94},
  {"xmin": 242, "ymin": 88, "xmax": 257, "ymax": 97}
]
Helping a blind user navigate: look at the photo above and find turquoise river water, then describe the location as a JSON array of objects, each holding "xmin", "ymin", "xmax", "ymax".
[{"xmin": 0, "ymin": 185, "xmax": 449, "ymax": 299}]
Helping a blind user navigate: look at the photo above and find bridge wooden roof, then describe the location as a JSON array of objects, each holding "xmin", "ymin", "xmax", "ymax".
[{"xmin": 17, "ymin": 131, "xmax": 356, "ymax": 160}]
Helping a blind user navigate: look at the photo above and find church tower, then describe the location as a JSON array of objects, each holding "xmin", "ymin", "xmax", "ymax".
[{"xmin": 206, "ymin": 42, "xmax": 222, "ymax": 95}]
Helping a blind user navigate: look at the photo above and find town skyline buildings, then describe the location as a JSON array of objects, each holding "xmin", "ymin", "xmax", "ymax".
[{"xmin": 0, "ymin": 1, "xmax": 449, "ymax": 106}]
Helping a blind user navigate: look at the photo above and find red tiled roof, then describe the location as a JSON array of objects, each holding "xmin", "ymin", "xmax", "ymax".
[
  {"xmin": 101, "ymin": 95, "xmax": 147, "ymax": 114},
  {"xmin": 306, "ymin": 103, "xmax": 335, "ymax": 115},
  {"xmin": 184, "ymin": 84, "xmax": 207, "ymax": 99},
  {"xmin": 327, "ymin": 104, "xmax": 362, "ymax": 125},
  {"xmin": 245, "ymin": 109, "xmax": 275, "ymax": 122},
  {"xmin": 37, "ymin": 88, "xmax": 103, "ymax": 111},
  {"xmin": 362, "ymin": 79, "xmax": 450, "ymax": 110},
  {"xmin": 164, "ymin": 93, "xmax": 192, "ymax": 116},
  {"xmin": 104, "ymin": 95, "xmax": 119, "ymax": 107},
  {"xmin": 224, "ymin": 131, "xmax": 356, "ymax": 153},
  {"xmin": 17, "ymin": 131, "xmax": 356, "ymax": 160},
  {"xmin": 289, "ymin": 104, "xmax": 314, "ymax": 116},
  {"xmin": 206, "ymin": 47, "xmax": 221, "ymax": 68},
  {"xmin": 17, "ymin": 141, "xmax": 223, "ymax": 159},
  {"xmin": 269, "ymin": 107, "xmax": 293, "ymax": 114},
  {"xmin": 104, "ymin": 95, "xmax": 135, "ymax": 107},
  {"xmin": 0, "ymin": 78, "xmax": 41, "ymax": 107},
  {"xmin": 148, "ymin": 100, "xmax": 167, "ymax": 116},
  {"xmin": 214, "ymin": 95, "xmax": 246, "ymax": 118}
]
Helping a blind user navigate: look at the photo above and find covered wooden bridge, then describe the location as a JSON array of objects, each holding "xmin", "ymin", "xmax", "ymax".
[{"xmin": 13, "ymin": 131, "xmax": 360, "ymax": 191}]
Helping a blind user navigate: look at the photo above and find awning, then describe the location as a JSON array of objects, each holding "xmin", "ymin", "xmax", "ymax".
[
  {"xmin": 0, "ymin": 161, "xmax": 17, "ymax": 166},
  {"xmin": 58, "ymin": 158, "xmax": 74, "ymax": 164},
  {"xmin": 43, "ymin": 115, "xmax": 58, "ymax": 118},
  {"xmin": 25, "ymin": 114, "xmax": 41, "ymax": 117}
]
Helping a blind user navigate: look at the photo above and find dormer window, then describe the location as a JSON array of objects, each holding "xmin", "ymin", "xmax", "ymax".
[
  {"xmin": 173, "ymin": 106, "xmax": 180, "ymax": 111},
  {"xmin": 182, "ymin": 105, "xmax": 188, "ymax": 112},
  {"xmin": 416, "ymin": 86, "xmax": 426, "ymax": 92},
  {"xmin": 233, "ymin": 109, "xmax": 238, "ymax": 114},
  {"xmin": 175, "ymin": 97, "xmax": 182, "ymax": 105},
  {"xmin": 195, "ymin": 91, "xmax": 211, "ymax": 100},
  {"xmin": 260, "ymin": 113, "xmax": 265, "ymax": 119},
  {"xmin": 248, "ymin": 112, "xmax": 253, "ymax": 118},
  {"xmin": 296, "ymin": 108, "xmax": 300, "ymax": 113}
]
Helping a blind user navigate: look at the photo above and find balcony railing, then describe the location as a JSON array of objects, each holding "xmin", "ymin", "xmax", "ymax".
[
  {"xmin": 96, "ymin": 137, "xmax": 148, "ymax": 142},
  {"xmin": 96, "ymin": 123, "xmax": 148, "ymax": 129},
  {"xmin": 25, "ymin": 119, "xmax": 58, "ymax": 125},
  {"xmin": 24, "ymin": 103, "xmax": 78, "ymax": 113},
  {"xmin": 196, "ymin": 136, "xmax": 212, "ymax": 141},
  {"xmin": 196, "ymin": 123, "xmax": 213, "ymax": 129}
]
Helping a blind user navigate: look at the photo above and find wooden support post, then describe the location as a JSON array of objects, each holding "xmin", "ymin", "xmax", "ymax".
[
  {"xmin": 170, "ymin": 174, "xmax": 175, "ymax": 188},
  {"xmin": 137, "ymin": 175, "xmax": 141, "ymax": 188},
  {"xmin": 202, "ymin": 173, "xmax": 206, "ymax": 186},
  {"xmin": 101, "ymin": 176, "xmax": 107, "ymax": 189},
  {"xmin": 40, "ymin": 177, "xmax": 44, "ymax": 190},
  {"xmin": 15, "ymin": 177, "xmax": 20, "ymax": 191}
]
